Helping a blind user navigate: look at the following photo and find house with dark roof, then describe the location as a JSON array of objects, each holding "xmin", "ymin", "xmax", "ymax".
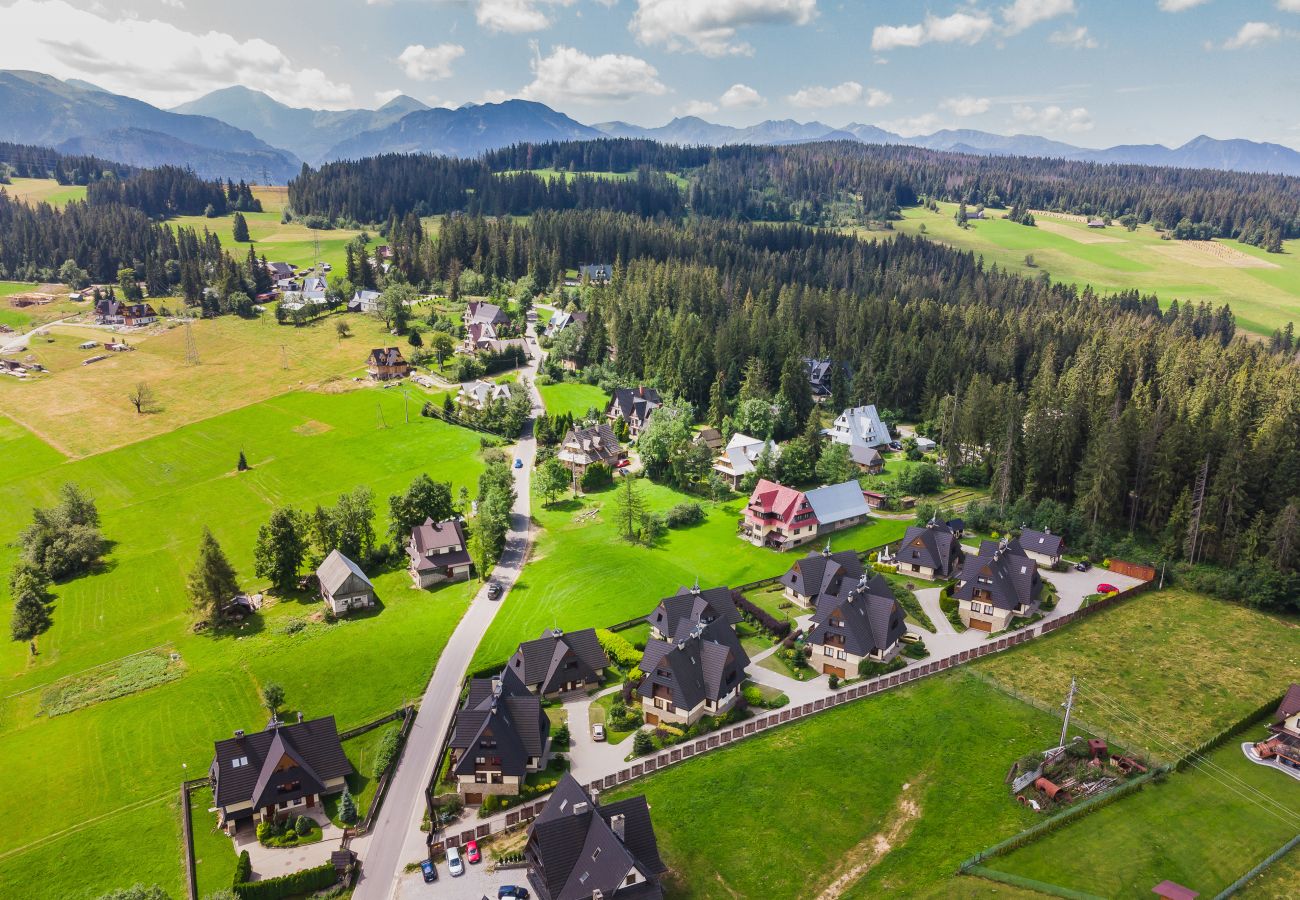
[
  {"xmin": 209, "ymin": 716, "xmax": 352, "ymax": 832},
  {"xmin": 638, "ymin": 620, "xmax": 748, "ymax": 727},
  {"xmin": 606, "ymin": 386, "xmax": 662, "ymax": 438},
  {"xmin": 508, "ymin": 628, "xmax": 610, "ymax": 698},
  {"xmin": 525, "ymin": 773, "xmax": 666, "ymax": 900},
  {"xmin": 953, "ymin": 537, "xmax": 1043, "ymax": 633},
  {"xmin": 806, "ymin": 572, "xmax": 907, "ymax": 678},
  {"xmin": 693, "ymin": 427, "xmax": 724, "ymax": 452},
  {"xmin": 805, "ymin": 358, "xmax": 834, "ymax": 399},
  {"xmin": 95, "ymin": 299, "xmax": 158, "ymax": 327},
  {"xmin": 1252, "ymin": 684, "xmax": 1300, "ymax": 773},
  {"xmin": 407, "ymin": 518, "xmax": 471, "ymax": 588},
  {"xmin": 557, "ymin": 423, "xmax": 625, "ymax": 478},
  {"xmin": 646, "ymin": 583, "xmax": 742, "ymax": 642},
  {"xmin": 467, "ymin": 300, "xmax": 510, "ymax": 327},
  {"xmin": 316, "ymin": 550, "xmax": 375, "ymax": 616},
  {"xmin": 777, "ymin": 544, "xmax": 864, "ymax": 609},
  {"xmin": 366, "ymin": 347, "xmax": 409, "ymax": 381},
  {"xmin": 266, "ymin": 261, "xmax": 294, "ymax": 281},
  {"xmin": 1018, "ymin": 527, "xmax": 1065, "ymax": 567},
  {"xmin": 893, "ymin": 520, "xmax": 963, "ymax": 581},
  {"xmin": 849, "ymin": 444, "xmax": 884, "ymax": 474},
  {"xmin": 579, "ymin": 263, "xmax": 614, "ymax": 284},
  {"xmin": 449, "ymin": 667, "xmax": 550, "ymax": 804},
  {"xmin": 545, "ymin": 309, "xmax": 588, "ymax": 337}
]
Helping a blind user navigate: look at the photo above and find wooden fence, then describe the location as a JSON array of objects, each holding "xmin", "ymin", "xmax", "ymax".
[
  {"xmin": 1107, "ymin": 559, "xmax": 1157, "ymax": 582},
  {"xmin": 179, "ymin": 776, "xmax": 211, "ymax": 900}
]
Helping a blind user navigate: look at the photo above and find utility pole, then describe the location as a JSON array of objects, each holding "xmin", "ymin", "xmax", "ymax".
[
  {"xmin": 183, "ymin": 319, "xmax": 200, "ymax": 366},
  {"xmin": 376, "ymin": 402, "xmax": 387, "ymax": 430},
  {"xmin": 1185, "ymin": 455, "xmax": 1210, "ymax": 564},
  {"xmin": 1059, "ymin": 677, "xmax": 1077, "ymax": 748},
  {"xmin": 401, "ymin": 389, "xmax": 410, "ymax": 424}
]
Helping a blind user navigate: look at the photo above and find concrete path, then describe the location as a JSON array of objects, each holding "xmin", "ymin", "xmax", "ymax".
[
  {"xmin": 915, "ymin": 587, "xmax": 956, "ymax": 636},
  {"xmin": 352, "ymin": 322, "xmax": 544, "ymax": 900},
  {"xmin": 235, "ymin": 808, "xmax": 344, "ymax": 880}
]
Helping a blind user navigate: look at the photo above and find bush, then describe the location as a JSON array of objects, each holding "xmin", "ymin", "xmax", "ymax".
[
  {"xmin": 371, "ymin": 725, "xmax": 403, "ymax": 776},
  {"xmin": 233, "ymin": 863, "xmax": 337, "ymax": 900},
  {"xmin": 553, "ymin": 723, "xmax": 571, "ymax": 747},
  {"xmin": 664, "ymin": 502, "xmax": 705, "ymax": 528},
  {"xmin": 596, "ymin": 628, "xmax": 641, "ymax": 668},
  {"xmin": 857, "ymin": 656, "xmax": 906, "ymax": 678},
  {"xmin": 632, "ymin": 730, "xmax": 654, "ymax": 756},
  {"xmin": 828, "ymin": 674, "xmax": 840, "ymax": 689},
  {"xmin": 233, "ymin": 850, "xmax": 251, "ymax": 886},
  {"xmin": 581, "ymin": 462, "xmax": 613, "ymax": 492},
  {"xmin": 735, "ymin": 592, "xmax": 792, "ymax": 639},
  {"xmin": 295, "ymin": 815, "xmax": 314, "ymax": 836},
  {"xmin": 903, "ymin": 639, "xmax": 929, "ymax": 659}
]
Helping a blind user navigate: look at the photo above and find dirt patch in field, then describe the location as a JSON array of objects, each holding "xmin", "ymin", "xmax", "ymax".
[
  {"xmin": 294, "ymin": 420, "xmax": 334, "ymax": 435},
  {"xmin": 1152, "ymin": 240, "xmax": 1280, "ymax": 269},
  {"xmin": 813, "ymin": 778, "xmax": 926, "ymax": 899},
  {"xmin": 1033, "ymin": 217, "xmax": 1125, "ymax": 244}
]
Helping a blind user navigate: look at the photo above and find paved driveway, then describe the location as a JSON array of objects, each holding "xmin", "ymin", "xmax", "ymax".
[{"xmin": 394, "ymin": 856, "xmax": 528, "ymax": 900}]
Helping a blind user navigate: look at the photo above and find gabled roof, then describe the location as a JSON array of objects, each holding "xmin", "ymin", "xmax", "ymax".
[
  {"xmin": 805, "ymin": 358, "xmax": 834, "ymax": 395},
  {"xmin": 805, "ymin": 480, "xmax": 871, "ymax": 525},
  {"xmin": 460, "ymin": 379, "xmax": 511, "ymax": 405},
  {"xmin": 694, "ymin": 427, "xmax": 724, "ymax": 450},
  {"xmin": 467, "ymin": 300, "xmax": 508, "ymax": 325},
  {"xmin": 1019, "ymin": 528, "xmax": 1064, "ymax": 556},
  {"xmin": 527, "ymin": 774, "xmax": 665, "ymax": 900},
  {"xmin": 897, "ymin": 522, "xmax": 962, "ymax": 577},
  {"xmin": 1275, "ymin": 683, "xmax": 1300, "ymax": 722},
  {"xmin": 954, "ymin": 539, "xmax": 1043, "ymax": 612},
  {"xmin": 367, "ymin": 347, "xmax": 406, "ymax": 368},
  {"xmin": 607, "ymin": 386, "xmax": 662, "ymax": 423},
  {"xmin": 316, "ymin": 549, "xmax": 372, "ymax": 596},
  {"xmin": 647, "ymin": 584, "xmax": 742, "ymax": 638},
  {"xmin": 509, "ymin": 629, "xmax": 610, "ymax": 694},
  {"xmin": 210, "ymin": 716, "xmax": 352, "ymax": 810},
  {"xmin": 409, "ymin": 518, "xmax": 471, "ymax": 571},
  {"xmin": 466, "ymin": 321, "xmax": 498, "ymax": 345},
  {"xmin": 778, "ymin": 547, "xmax": 864, "ymax": 599},
  {"xmin": 558, "ymin": 423, "xmax": 622, "ymax": 466},
  {"xmin": 807, "ymin": 572, "xmax": 906, "ymax": 658},
  {"xmin": 849, "ymin": 444, "xmax": 883, "ymax": 468},
  {"xmin": 450, "ymin": 668, "xmax": 549, "ymax": 778},
  {"xmin": 720, "ymin": 433, "xmax": 781, "ymax": 477},
  {"xmin": 746, "ymin": 479, "xmax": 810, "ymax": 527},
  {"xmin": 352, "ymin": 289, "xmax": 381, "ymax": 304},
  {"xmin": 638, "ymin": 625, "xmax": 747, "ymax": 711},
  {"xmin": 829, "ymin": 404, "xmax": 891, "ymax": 449}
]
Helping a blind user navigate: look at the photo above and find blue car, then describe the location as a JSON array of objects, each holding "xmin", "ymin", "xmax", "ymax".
[
  {"xmin": 499, "ymin": 888, "xmax": 530, "ymax": 899},
  {"xmin": 514, "ymin": 457, "xmax": 524, "ymax": 469},
  {"xmin": 420, "ymin": 859, "xmax": 437, "ymax": 882}
]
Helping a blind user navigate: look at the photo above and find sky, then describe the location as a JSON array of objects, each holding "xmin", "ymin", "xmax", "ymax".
[{"xmin": 3, "ymin": 0, "xmax": 1300, "ymax": 148}]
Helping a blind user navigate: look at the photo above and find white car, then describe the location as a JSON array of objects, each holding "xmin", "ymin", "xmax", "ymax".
[
  {"xmin": 591, "ymin": 723, "xmax": 606, "ymax": 742},
  {"xmin": 447, "ymin": 846, "xmax": 464, "ymax": 877}
]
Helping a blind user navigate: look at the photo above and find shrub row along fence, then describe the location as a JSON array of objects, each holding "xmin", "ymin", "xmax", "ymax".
[
  {"xmin": 353, "ymin": 706, "xmax": 417, "ymax": 835},
  {"xmin": 179, "ymin": 776, "xmax": 209, "ymax": 900}
]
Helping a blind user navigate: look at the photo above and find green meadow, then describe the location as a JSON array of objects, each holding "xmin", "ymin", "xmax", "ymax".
[
  {"xmin": 537, "ymin": 381, "xmax": 608, "ymax": 419},
  {"xmin": 3, "ymin": 176, "xmax": 88, "ymax": 208},
  {"xmin": 0, "ymin": 389, "xmax": 487, "ymax": 898},
  {"xmin": 884, "ymin": 201, "xmax": 1300, "ymax": 336}
]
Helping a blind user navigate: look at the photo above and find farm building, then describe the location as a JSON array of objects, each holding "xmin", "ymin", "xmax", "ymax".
[{"xmin": 316, "ymin": 550, "xmax": 375, "ymax": 616}]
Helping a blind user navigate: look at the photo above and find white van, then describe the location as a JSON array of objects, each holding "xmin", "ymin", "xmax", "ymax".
[{"xmin": 447, "ymin": 846, "xmax": 464, "ymax": 877}]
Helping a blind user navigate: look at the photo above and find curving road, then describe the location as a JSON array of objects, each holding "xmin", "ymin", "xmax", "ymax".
[{"xmin": 351, "ymin": 320, "xmax": 545, "ymax": 900}]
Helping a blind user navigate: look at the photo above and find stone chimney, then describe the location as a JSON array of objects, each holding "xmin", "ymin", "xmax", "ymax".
[
  {"xmin": 610, "ymin": 813, "xmax": 626, "ymax": 842},
  {"xmin": 296, "ymin": 711, "xmax": 304, "ymax": 724}
]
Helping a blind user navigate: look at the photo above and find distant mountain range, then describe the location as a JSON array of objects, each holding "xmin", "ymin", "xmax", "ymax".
[{"xmin": 4, "ymin": 71, "xmax": 1300, "ymax": 181}]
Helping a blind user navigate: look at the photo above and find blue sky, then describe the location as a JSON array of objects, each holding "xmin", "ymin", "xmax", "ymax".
[{"xmin": 4, "ymin": 0, "xmax": 1300, "ymax": 147}]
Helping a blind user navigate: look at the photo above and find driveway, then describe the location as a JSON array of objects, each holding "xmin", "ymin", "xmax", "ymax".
[
  {"xmin": 233, "ymin": 809, "xmax": 345, "ymax": 880},
  {"xmin": 394, "ymin": 855, "xmax": 529, "ymax": 900}
]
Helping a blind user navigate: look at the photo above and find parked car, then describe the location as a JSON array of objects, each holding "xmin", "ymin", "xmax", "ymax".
[
  {"xmin": 447, "ymin": 847, "xmax": 464, "ymax": 877},
  {"xmin": 889, "ymin": 441, "xmax": 903, "ymax": 451},
  {"xmin": 466, "ymin": 840, "xmax": 481, "ymax": 864},
  {"xmin": 487, "ymin": 582, "xmax": 502, "ymax": 600},
  {"xmin": 499, "ymin": 887, "xmax": 530, "ymax": 899},
  {"xmin": 591, "ymin": 723, "xmax": 606, "ymax": 742},
  {"xmin": 1074, "ymin": 560, "xmax": 1092, "ymax": 572},
  {"xmin": 420, "ymin": 859, "xmax": 438, "ymax": 883},
  {"xmin": 1097, "ymin": 583, "xmax": 1118, "ymax": 595},
  {"xmin": 514, "ymin": 457, "xmax": 524, "ymax": 469}
]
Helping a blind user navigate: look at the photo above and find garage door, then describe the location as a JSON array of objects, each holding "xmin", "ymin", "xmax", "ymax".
[
  {"xmin": 645, "ymin": 712, "xmax": 659, "ymax": 726},
  {"xmin": 463, "ymin": 793, "xmax": 482, "ymax": 805},
  {"xmin": 969, "ymin": 618, "xmax": 993, "ymax": 632},
  {"xmin": 822, "ymin": 665, "xmax": 846, "ymax": 679}
]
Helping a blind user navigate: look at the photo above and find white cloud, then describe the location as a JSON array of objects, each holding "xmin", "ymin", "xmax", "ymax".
[
  {"xmin": 786, "ymin": 80, "xmax": 862, "ymax": 108},
  {"xmin": 941, "ymin": 95, "xmax": 992, "ymax": 116},
  {"xmin": 1158, "ymin": 0, "xmax": 1210, "ymax": 11},
  {"xmin": 720, "ymin": 83, "xmax": 765, "ymax": 108},
  {"xmin": 160, "ymin": 0, "xmax": 185, "ymax": 8},
  {"xmin": 871, "ymin": 11, "xmax": 995, "ymax": 51},
  {"xmin": 1001, "ymin": 0, "xmax": 1075, "ymax": 34},
  {"xmin": 397, "ymin": 43, "xmax": 465, "ymax": 80},
  {"xmin": 1221, "ymin": 20, "xmax": 1282, "ymax": 48},
  {"xmin": 1050, "ymin": 25, "xmax": 1098, "ymax": 47},
  {"xmin": 630, "ymin": 0, "xmax": 818, "ymax": 56},
  {"xmin": 865, "ymin": 87, "xmax": 892, "ymax": 107},
  {"xmin": 375, "ymin": 88, "xmax": 406, "ymax": 105},
  {"xmin": 0, "ymin": 0, "xmax": 353, "ymax": 108},
  {"xmin": 882, "ymin": 113, "xmax": 943, "ymax": 136},
  {"xmin": 517, "ymin": 44, "xmax": 667, "ymax": 104},
  {"xmin": 1012, "ymin": 103, "xmax": 1093, "ymax": 133},
  {"xmin": 1280, "ymin": 0, "xmax": 1300, "ymax": 12},
  {"xmin": 477, "ymin": 0, "xmax": 576, "ymax": 34},
  {"xmin": 674, "ymin": 99, "xmax": 719, "ymax": 117}
]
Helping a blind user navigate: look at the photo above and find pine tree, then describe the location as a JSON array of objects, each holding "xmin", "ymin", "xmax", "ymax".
[
  {"xmin": 339, "ymin": 787, "xmax": 358, "ymax": 825},
  {"xmin": 237, "ymin": 450, "xmax": 249, "ymax": 472},
  {"xmin": 187, "ymin": 528, "xmax": 240, "ymax": 621},
  {"xmin": 253, "ymin": 507, "xmax": 307, "ymax": 592},
  {"xmin": 231, "ymin": 212, "xmax": 249, "ymax": 243},
  {"xmin": 613, "ymin": 475, "xmax": 646, "ymax": 542},
  {"xmin": 10, "ymin": 590, "xmax": 51, "ymax": 641}
]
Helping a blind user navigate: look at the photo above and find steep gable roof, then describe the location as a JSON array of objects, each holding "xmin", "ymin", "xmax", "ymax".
[
  {"xmin": 778, "ymin": 546, "xmax": 864, "ymax": 599},
  {"xmin": 897, "ymin": 521, "xmax": 962, "ymax": 577},
  {"xmin": 746, "ymin": 478, "xmax": 809, "ymax": 526},
  {"xmin": 1275, "ymin": 683, "xmax": 1300, "ymax": 722},
  {"xmin": 509, "ymin": 628, "xmax": 610, "ymax": 694},
  {"xmin": 647, "ymin": 584, "xmax": 742, "ymax": 638},
  {"xmin": 450, "ymin": 669, "xmax": 549, "ymax": 778},
  {"xmin": 807, "ymin": 572, "xmax": 906, "ymax": 658},
  {"xmin": 316, "ymin": 549, "xmax": 372, "ymax": 596},
  {"xmin": 367, "ymin": 347, "xmax": 406, "ymax": 368},
  {"xmin": 210, "ymin": 716, "xmax": 352, "ymax": 810},
  {"xmin": 829, "ymin": 404, "xmax": 891, "ymax": 448},
  {"xmin": 467, "ymin": 300, "xmax": 508, "ymax": 325},
  {"xmin": 607, "ymin": 386, "xmax": 662, "ymax": 422},
  {"xmin": 1019, "ymin": 528, "xmax": 1064, "ymax": 557},
  {"xmin": 638, "ymin": 625, "xmax": 746, "ymax": 711},
  {"xmin": 954, "ymin": 539, "xmax": 1043, "ymax": 612}
]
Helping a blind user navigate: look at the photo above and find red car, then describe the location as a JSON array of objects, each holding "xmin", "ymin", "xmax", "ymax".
[
  {"xmin": 466, "ymin": 840, "xmax": 481, "ymax": 864},
  {"xmin": 1096, "ymin": 583, "xmax": 1118, "ymax": 595}
]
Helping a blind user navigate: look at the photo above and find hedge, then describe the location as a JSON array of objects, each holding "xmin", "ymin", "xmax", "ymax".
[
  {"xmin": 234, "ymin": 863, "xmax": 337, "ymax": 900},
  {"xmin": 596, "ymin": 628, "xmax": 641, "ymax": 669},
  {"xmin": 233, "ymin": 850, "xmax": 251, "ymax": 886},
  {"xmin": 735, "ymin": 592, "xmax": 792, "ymax": 639}
]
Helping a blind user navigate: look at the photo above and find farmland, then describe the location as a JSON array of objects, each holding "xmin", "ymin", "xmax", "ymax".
[
  {"xmin": 0, "ymin": 389, "xmax": 487, "ymax": 898},
  {"xmin": 885, "ymin": 201, "xmax": 1300, "ymax": 336},
  {"xmin": 469, "ymin": 480, "xmax": 910, "ymax": 672}
]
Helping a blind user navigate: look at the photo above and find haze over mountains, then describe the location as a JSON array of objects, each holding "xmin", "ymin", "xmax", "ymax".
[{"xmin": 4, "ymin": 71, "xmax": 1300, "ymax": 181}]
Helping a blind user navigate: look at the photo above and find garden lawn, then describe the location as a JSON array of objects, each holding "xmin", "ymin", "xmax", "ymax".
[
  {"xmin": 0, "ymin": 390, "xmax": 485, "ymax": 899},
  {"xmin": 539, "ymin": 381, "xmax": 608, "ymax": 419},
  {"xmin": 973, "ymin": 588, "xmax": 1300, "ymax": 752},
  {"xmin": 589, "ymin": 691, "xmax": 639, "ymax": 745},
  {"xmin": 470, "ymin": 482, "xmax": 909, "ymax": 671},
  {"xmin": 604, "ymin": 672, "xmax": 1057, "ymax": 899},
  {"xmin": 984, "ymin": 726, "xmax": 1300, "ymax": 898},
  {"xmin": 1237, "ymin": 842, "xmax": 1300, "ymax": 899},
  {"xmin": 189, "ymin": 784, "xmax": 239, "ymax": 898},
  {"xmin": 885, "ymin": 202, "xmax": 1300, "ymax": 337}
]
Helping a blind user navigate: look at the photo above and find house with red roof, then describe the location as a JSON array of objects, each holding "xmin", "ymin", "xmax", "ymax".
[{"xmin": 741, "ymin": 479, "xmax": 819, "ymax": 550}]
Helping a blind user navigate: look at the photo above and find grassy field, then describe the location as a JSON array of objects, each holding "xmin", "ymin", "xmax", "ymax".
[
  {"xmin": 984, "ymin": 726, "xmax": 1300, "ymax": 898},
  {"xmin": 0, "ymin": 281, "xmax": 86, "ymax": 330},
  {"xmin": 605, "ymin": 672, "xmax": 1057, "ymax": 899},
  {"xmin": 537, "ymin": 381, "xmax": 608, "ymax": 419},
  {"xmin": 0, "ymin": 390, "xmax": 487, "ymax": 899},
  {"xmin": 1237, "ymin": 844, "xmax": 1300, "ymax": 899},
  {"xmin": 0, "ymin": 311, "xmax": 420, "ymax": 457},
  {"xmin": 190, "ymin": 784, "xmax": 239, "ymax": 898},
  {"xmin": 3, "ymin": 176, "xmax": 88, "ymax": 207},
  {"xmin": 974, "ymin": 588, "xmax": 1300, "ymax": 751},
  {"xmin": 469, "ymin": 480, "xmax": 910, "ymax": 672},
  {"xmin": 884, "ymin": 201, "xmax": 1300, "ymax": 336}
]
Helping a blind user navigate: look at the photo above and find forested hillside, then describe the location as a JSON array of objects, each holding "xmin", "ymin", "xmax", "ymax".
[{"xmin": 0, "ymin": 140, "xmax": 134, "ymax": 184}]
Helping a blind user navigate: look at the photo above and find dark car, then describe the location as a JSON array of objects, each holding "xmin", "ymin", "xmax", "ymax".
[
  {"xmin": 499, "ymin": 888, "xmax": 530, "ymax": 899},
  {"xmin": 487, "ymin": 582, "xmax": 503, "ymax": 600},
  {"xmin": 1074, "ymin": 560, "xmax": 1092, "ymax": 572},
  {"xmin": 420, "ymin": 859, "xmax": 438, "ymax": 883}
]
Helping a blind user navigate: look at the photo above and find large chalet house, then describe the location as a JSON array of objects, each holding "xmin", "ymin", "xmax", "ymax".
[
  {"xmin": 712, "ymin": 432, "xmax": 781, "ymax": 490},
  {"xmin": 366, "ymin": 347, "xmax": 409, "ymax": 381},
  {"xmin": 646, "ymin": 582, "xmax": 742, "ymax": 643},
  {"xmin": 777, "ymin": 544, "xmax": 865, "ymax": 609},
  {"xmin": 578, "ymin": 263, "xmax": 615, "ymax": 284},
  {"xmin": 1253, "ymin": 684, "xmax": 1300, "ymax": 773},
  {"xmin": 805, "ymin": 358, "xmax": 835, "ymax": 401},
  {"xmin": 524, "ymin": 774, "xmax": 666, "ymax": 900},
  {"xmin": 953, "ymin": 537, "xmax": 1043, "ymax": 633},
  {"xmin": 545, "ymin": 308, "xmax": 588, "ymax": 337},
  {"xmin": 606, "ymin": 386, "xmax": 662, "ymax": 438},
  {"xmin": 557, "ymin": 423, "xmax": 626, "ymax": 478},
  {"xmin": 457, "ymin": 378, "xmax": 512, "ymax": 411},
  {"xmin": 467, "ymin": 300, "xmax": 510, "ymax": 328},
  {"xmin": 806, "ymin": 572, "xmax": 907, "ymax": 678},
  {"xmin": 449, "ymin": 667, "xmax": 550, "ymax": 804},
  {"xmin": 463, "ymin": 321, "xmax": 499, "ymax": 354},
  {"xmin": 316, "ymin": 550, "xmax": 376, "ymax": 616},
  {"xmin": 637, "ymin": 617, "xmax": 749, "ymax": 727},
  {"xmin": 209, "ymin": 715, "xmax": 352, "ymax": 832},
  {"xmin": 893, "ymin": 520, "xmax": 963, "ymax": 580},
  {"xmin": 350, "ymin": 289, "xmax": 381, "ymax": 314},
  {"xmin": 406, "ymin": 518, "xmax": 471, "ymax": 588},
  {"xmin": 826, "ymin": 404, "xmax": 892, "ymax": 452},
  {"xmin": 741, "ymin": 479, "xmax": 872, "ymax": 550},
  {"xmin": 1018, "ymin": 527, "xmax": 1065, "ymax": 568},
  {"xmin": 95, "ymin": 299, "xmax": 158, "ymax": 327},
  {"xmin": 508, "ymin": 628, "xmax": 610, "ymax": 698}
]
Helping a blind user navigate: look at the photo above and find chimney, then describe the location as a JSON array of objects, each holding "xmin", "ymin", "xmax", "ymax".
[
  {"xmin": 296, "ymin": 711, "xmax": 303, "ymax": 724},
  {"xmin": 590, "ymin": 787, "xmax": 600, "ymax": 805},
  {"xmin": 234, "ymin": 729, "xmax": 245, "ymax": 738},
  {"xmin": 573, "ymin": 801, "xmax": 589, "ymax": 816},
  {"xmin": 610, "ymin": 813, "xmax": 626, "ymax": 842},
  {"xmin": 551, "ymin": 627, "xmax": 564, "ymax": 639},
  {"xmin": 492, "ymin": 676, "xmax": 503, "ymax": 697}
]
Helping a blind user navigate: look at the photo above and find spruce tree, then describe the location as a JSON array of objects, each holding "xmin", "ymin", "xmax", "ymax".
[
  {"xmin": 231, "ymin": 212, "xmax": 249, "ymax": 243},
  {"xmin": 187, "ymin": 528, "xmax": 240, "ymax": 621},
  {"xmin": 254, "ymin": 507, "xmax": 307, "ymax": 592},
  {"xmin": 339, "ymin": 787, "xmax": 358, "ymax": 825}
]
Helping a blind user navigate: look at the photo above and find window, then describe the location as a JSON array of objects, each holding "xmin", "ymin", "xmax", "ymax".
[
  {"xmin": 592, "ymin": 847, "xmax": 602, "ymax": 861},
  {"xmin": 231, "ymin": 756, "xmax": 249, "ymax": 769},
  {"xmin": 475, "ymin": 774, "xmax": 487, "ymax": 784}
]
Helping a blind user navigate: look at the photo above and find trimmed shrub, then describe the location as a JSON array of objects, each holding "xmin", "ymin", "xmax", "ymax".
[
  {"xmin": 371, "ymin": 725, "xmax": 403, "ymax": 776},
  {"xmin": 857, "ymin": 656, "xmax": 906, "ymax": 678},
  {"xmin": 664, "ymin": 502, "xmax": 705, "ymax": 528},
  {"xmin": 595, "ymin": 628, "xmax": 641, "ymax": 668},
  {"xmin": 233, "ymin": 863, "xmax": 337, "ymax": 900},
  {"xmin": 735, "ymin": 592, "xmax": 792, "ymax": 639},
  {"xmin": 233, "ymin": 850, "xmax": 252, "ymax": 886},
  {"xmin": 632, "ymin": 730, "xmax": 654, "ymax": 756}
]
